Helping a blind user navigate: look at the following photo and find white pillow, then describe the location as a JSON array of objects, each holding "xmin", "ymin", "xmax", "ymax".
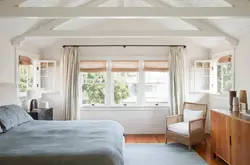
[{"xmin": 183, "ymin": 109, "xmax": 204, "ymax": 122}]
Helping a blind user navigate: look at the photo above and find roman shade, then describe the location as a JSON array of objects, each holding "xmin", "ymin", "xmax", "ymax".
[
  {"xmin": 111, "ymin": 60, "xmax": 139, "ymax": 72},
  {"xmin": 79, "ymin": 60, "xmax": 107, "ymax": 72},
  {"xmin": 19, "ymin": 56, "xmax": 32, "ymax": 65},
  {"xmin": 218, "ymin": 55, "xmax": 232, "ymax": 64},
  {"xmin": 144, "ymin": 60, "xmax": 169, "ymax": 72}
]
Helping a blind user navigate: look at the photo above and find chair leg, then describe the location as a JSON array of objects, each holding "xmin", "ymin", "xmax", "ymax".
[
  {"xmin": 188, "ymin": 145, "xmax": 192, "ymax": 151},
  {"xmin": 204, "ymin": 138, "xmax": 207, "ymax": 145},
  {"xmin": 165, "ymin": 138, "xmax": 168, "ymax": 144}
]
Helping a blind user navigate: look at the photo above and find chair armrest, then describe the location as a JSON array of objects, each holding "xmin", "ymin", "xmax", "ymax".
[
  {"xmin": 189, "ymin": 118, "xmax": 206, "ymax": 136},
  {"xmin": 166, "ymin": 115, "xmax": 183, "ymax": 127}
]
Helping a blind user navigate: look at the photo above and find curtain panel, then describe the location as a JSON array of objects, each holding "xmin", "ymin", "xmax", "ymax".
[
  {"xmin": 60, "ymin": 47, "xmax": 80, "ymax": 120},
  {"xmin": 168, "ymin": 47, "xmax": 186, "ymax": 115}
]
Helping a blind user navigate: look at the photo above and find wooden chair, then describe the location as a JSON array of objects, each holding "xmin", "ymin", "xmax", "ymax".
[{"xmin": 165, "ymin": 102, "xmax": 208, "ymax": 151}]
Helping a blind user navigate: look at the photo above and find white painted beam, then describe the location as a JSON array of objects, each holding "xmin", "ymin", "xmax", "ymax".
[
  {"xmin": 0, "ymin": 0, "xmax": 26, "ymax": 7},
  {"xmin": 142, "ymin": 0, "xmax": 169, "ymax": 7},
  {"xmin": 1, "ymin": 7, "xmax": 250, "ymax": 19},
  {"xmin": 224, "ymin": 0, "xmax": 250, "ymax": 8},
  {"xmin": 11, "ymin": 0, "xmax": 109, "ymax": 45},
  {"xmin": 26, "ymin": 30, "xmax": 225, "ymax": 39},
  {"xmin": 141, "ymin": 0, "xmax": 238, "ymax": 45},
  {"xmin": 82, "ymin": 0, "xmax": 109, "ymax": 7}
]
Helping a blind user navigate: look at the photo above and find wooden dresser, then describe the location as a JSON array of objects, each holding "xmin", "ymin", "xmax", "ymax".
[{"xmin": 211, "ymin": 109, "xmax": 250, "ymax": 165}]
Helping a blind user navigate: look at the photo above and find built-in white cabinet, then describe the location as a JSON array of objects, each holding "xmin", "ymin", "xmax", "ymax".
[
  {"xmin": 191, "ymin": 60, "xmax": 213, "ymax": 93},
  {"xmin": 36, "ymin": 60, "xmax": 56, "ymax": 92}
]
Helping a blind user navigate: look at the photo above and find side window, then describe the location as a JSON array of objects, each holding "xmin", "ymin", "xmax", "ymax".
[
  {"xmin": 18, "ymin": 56, "xmax": 33, "ymax": 97},
  {"xmin": 216, "ymin": 55, "xmax": 232, "ymax": 93}
]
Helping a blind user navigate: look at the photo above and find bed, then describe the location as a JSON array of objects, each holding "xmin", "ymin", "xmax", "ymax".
[{"xmin": 0, "ymin": 83, "xmax": 125, "ymax": 165}]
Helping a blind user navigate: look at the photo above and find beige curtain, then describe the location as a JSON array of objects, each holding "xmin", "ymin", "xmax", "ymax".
[
  {"xmin": 169, "ymin": 47, "xmax": 186, "ymax": 115},
  {"xmin": 61, "ymin": 47, "xmax": 80, "ymax": 120}
]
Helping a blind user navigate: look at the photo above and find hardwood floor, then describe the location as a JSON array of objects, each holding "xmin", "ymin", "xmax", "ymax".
[{"xmin": 125, "ymin": 134, "xmax": 227, "ymax": 165}]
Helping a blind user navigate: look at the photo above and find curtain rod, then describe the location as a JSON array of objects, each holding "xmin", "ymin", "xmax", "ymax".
[{"xmin": 62, "ymin": 45, "xmax": 186, "ymax": 48}]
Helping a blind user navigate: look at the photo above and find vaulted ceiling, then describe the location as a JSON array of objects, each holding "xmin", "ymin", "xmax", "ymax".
[{"xmin": 0, "ymin": 0, "xmax": 250, "ymax": 49}]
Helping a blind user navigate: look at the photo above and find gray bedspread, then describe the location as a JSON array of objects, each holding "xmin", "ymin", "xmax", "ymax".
[{"xmin": 0, "ymin": 120, "xmax": 124, "ymax": 165}]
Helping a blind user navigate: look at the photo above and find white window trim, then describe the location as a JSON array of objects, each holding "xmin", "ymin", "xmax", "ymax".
[
  {"xmin": 210, "ymin": 50, "xmax": 234, "ymax": 97},
  {"xmin": 80, "ymin": 60, "xmax": 169, "ymax": 107}
]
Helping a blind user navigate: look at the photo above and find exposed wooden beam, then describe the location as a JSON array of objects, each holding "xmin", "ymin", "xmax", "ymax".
[
  {"xmin": 1, "ymin": 7, "xmax": 250, "ymax": 19},
  {"xmin": 12, "ymin": 0, "xmax": 109, "ymax": 45},
  {"xmin": 0, "ymin": 0, "xmax": 26, "ymax": 7},
  {"xmin": 26, "ymin": 30, "xmax": 225, "ymax": 38}
]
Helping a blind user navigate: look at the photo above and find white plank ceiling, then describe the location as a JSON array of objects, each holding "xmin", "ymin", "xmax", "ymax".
[{"xmin": 0, "ymin": 0, "xmax": 250, "ymax": 49}]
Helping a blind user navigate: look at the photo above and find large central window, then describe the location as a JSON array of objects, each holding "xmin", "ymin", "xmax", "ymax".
[{"xmin": 80, "ymin": 60, "xmax": 169, "ymax": 106}]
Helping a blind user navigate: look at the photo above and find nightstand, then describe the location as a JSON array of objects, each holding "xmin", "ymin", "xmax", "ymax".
[{"xmin": 28, "ymin": 108, "xmax": 53, "ymax": 120}]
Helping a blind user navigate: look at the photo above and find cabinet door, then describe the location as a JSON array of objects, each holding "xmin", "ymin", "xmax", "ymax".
[
  {"xmin": 231, "ymin": 118, "xmax": 250, "ymax": 165},
  {"xmin": 210, "ymin": 110, "xmax": 217, "ymax": 155},
  {"xmin": 211, "ymin": 111, "xmax": 231, "ymax": 164}
]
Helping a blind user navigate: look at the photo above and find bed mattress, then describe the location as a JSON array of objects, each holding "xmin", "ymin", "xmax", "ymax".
[{"xmin": 0, "ymin": 120, "xmax": 124, "ymax": 165}]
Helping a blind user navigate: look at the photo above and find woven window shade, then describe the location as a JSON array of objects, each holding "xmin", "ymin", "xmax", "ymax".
[
  {"xmin": 19, "ymin": 56, "xmax": 32, "ymax": 65},
  {"xmin": 218, "ymin": 55, "xmax": 232, "ymax": 63},
  {"xmin": 79, "ymin": 60, "xmax": 107, "ymax": 72},
  {"xmin": 111, "ymin": 60, "xmax": 139, "ymax": 72},
  {"xmin": 144, "ymin": 60, "xmax": 169, "ymax": 72}
]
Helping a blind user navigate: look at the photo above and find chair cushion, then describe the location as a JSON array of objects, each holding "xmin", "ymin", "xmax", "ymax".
[
  {"xmin": 168, "ymin": 122, "xmax": 189, "ymax": 136},
  {"xmin": 183, "ymin": 109, "xmax": 203, "ymax": 122}
]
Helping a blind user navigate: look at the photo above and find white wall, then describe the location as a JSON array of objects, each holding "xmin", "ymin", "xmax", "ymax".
[
  {"xmin": 41, "ymin": 39, "xmax": 209, "ymax": 134},
  {"xmin": 235, "ymin": 37, "xmax": 250, "ymax": 105},
  {"xmin": 0, "ymin": 35, "xmax": 16, "ymax": 84}
]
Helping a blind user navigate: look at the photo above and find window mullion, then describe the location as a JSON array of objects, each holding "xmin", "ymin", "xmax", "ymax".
[
  {"xmin": 106, "ymin": 60, "xmax": 113, "ymax": 105},
  {"xmin": 138, "ymin": 60, "xmax": 145, "ymax": 105}
]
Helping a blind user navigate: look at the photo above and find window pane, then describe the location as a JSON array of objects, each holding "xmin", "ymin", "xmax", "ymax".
[
  {"xmin": 82, "ymin": 72, "xmax": 106, "ymax": 105},
  {"xmin": 113, "ymin": 72, "xmax": 138, "ymax": 104},
  {"xmin": 222, "ymin": 63, "xmax": 232, "ymax": 92},
  {"xmin": 217, "ymin": 65, "xmax": 222, "ymax": 93},
  {"xmin": 145, "ymin": 72, "xmax": 168, "ymax": 83},
  {"xmin": 19, "ymin": 65, "xmax": 33, "ymax": 94},
  {"xmin": 217, "ymin": 63, "xmax": 232, "ymax": 93},
  {"xmin": 145, "ymin": 72, "xmax": 169, "ymax": 104}
]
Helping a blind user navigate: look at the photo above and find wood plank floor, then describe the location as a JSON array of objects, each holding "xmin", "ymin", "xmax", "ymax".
[{"xmin": 125, "ymin": 134, "xmax": 227, "ymax": 165}]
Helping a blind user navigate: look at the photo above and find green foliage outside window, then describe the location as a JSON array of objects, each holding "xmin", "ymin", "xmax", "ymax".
[
  {"xmin": 19, "ymin": 66, "xmax": 33, "ymax": 92},
  {"xmin": 82, "ymin": 73, "xmax": 130, "ymax": 104},
  {"xmin": 217, "ymin": 63, "xmax": 232, "ymax": 93}
]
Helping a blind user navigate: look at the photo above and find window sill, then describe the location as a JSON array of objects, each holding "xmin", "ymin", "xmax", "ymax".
[
  {"xmin": 210, "ymin": 92, "xmax": 229, "ymax": 99},
  {"xmin": 80, "ymin": 105, "xmax": 170, "ymax": 111}
]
